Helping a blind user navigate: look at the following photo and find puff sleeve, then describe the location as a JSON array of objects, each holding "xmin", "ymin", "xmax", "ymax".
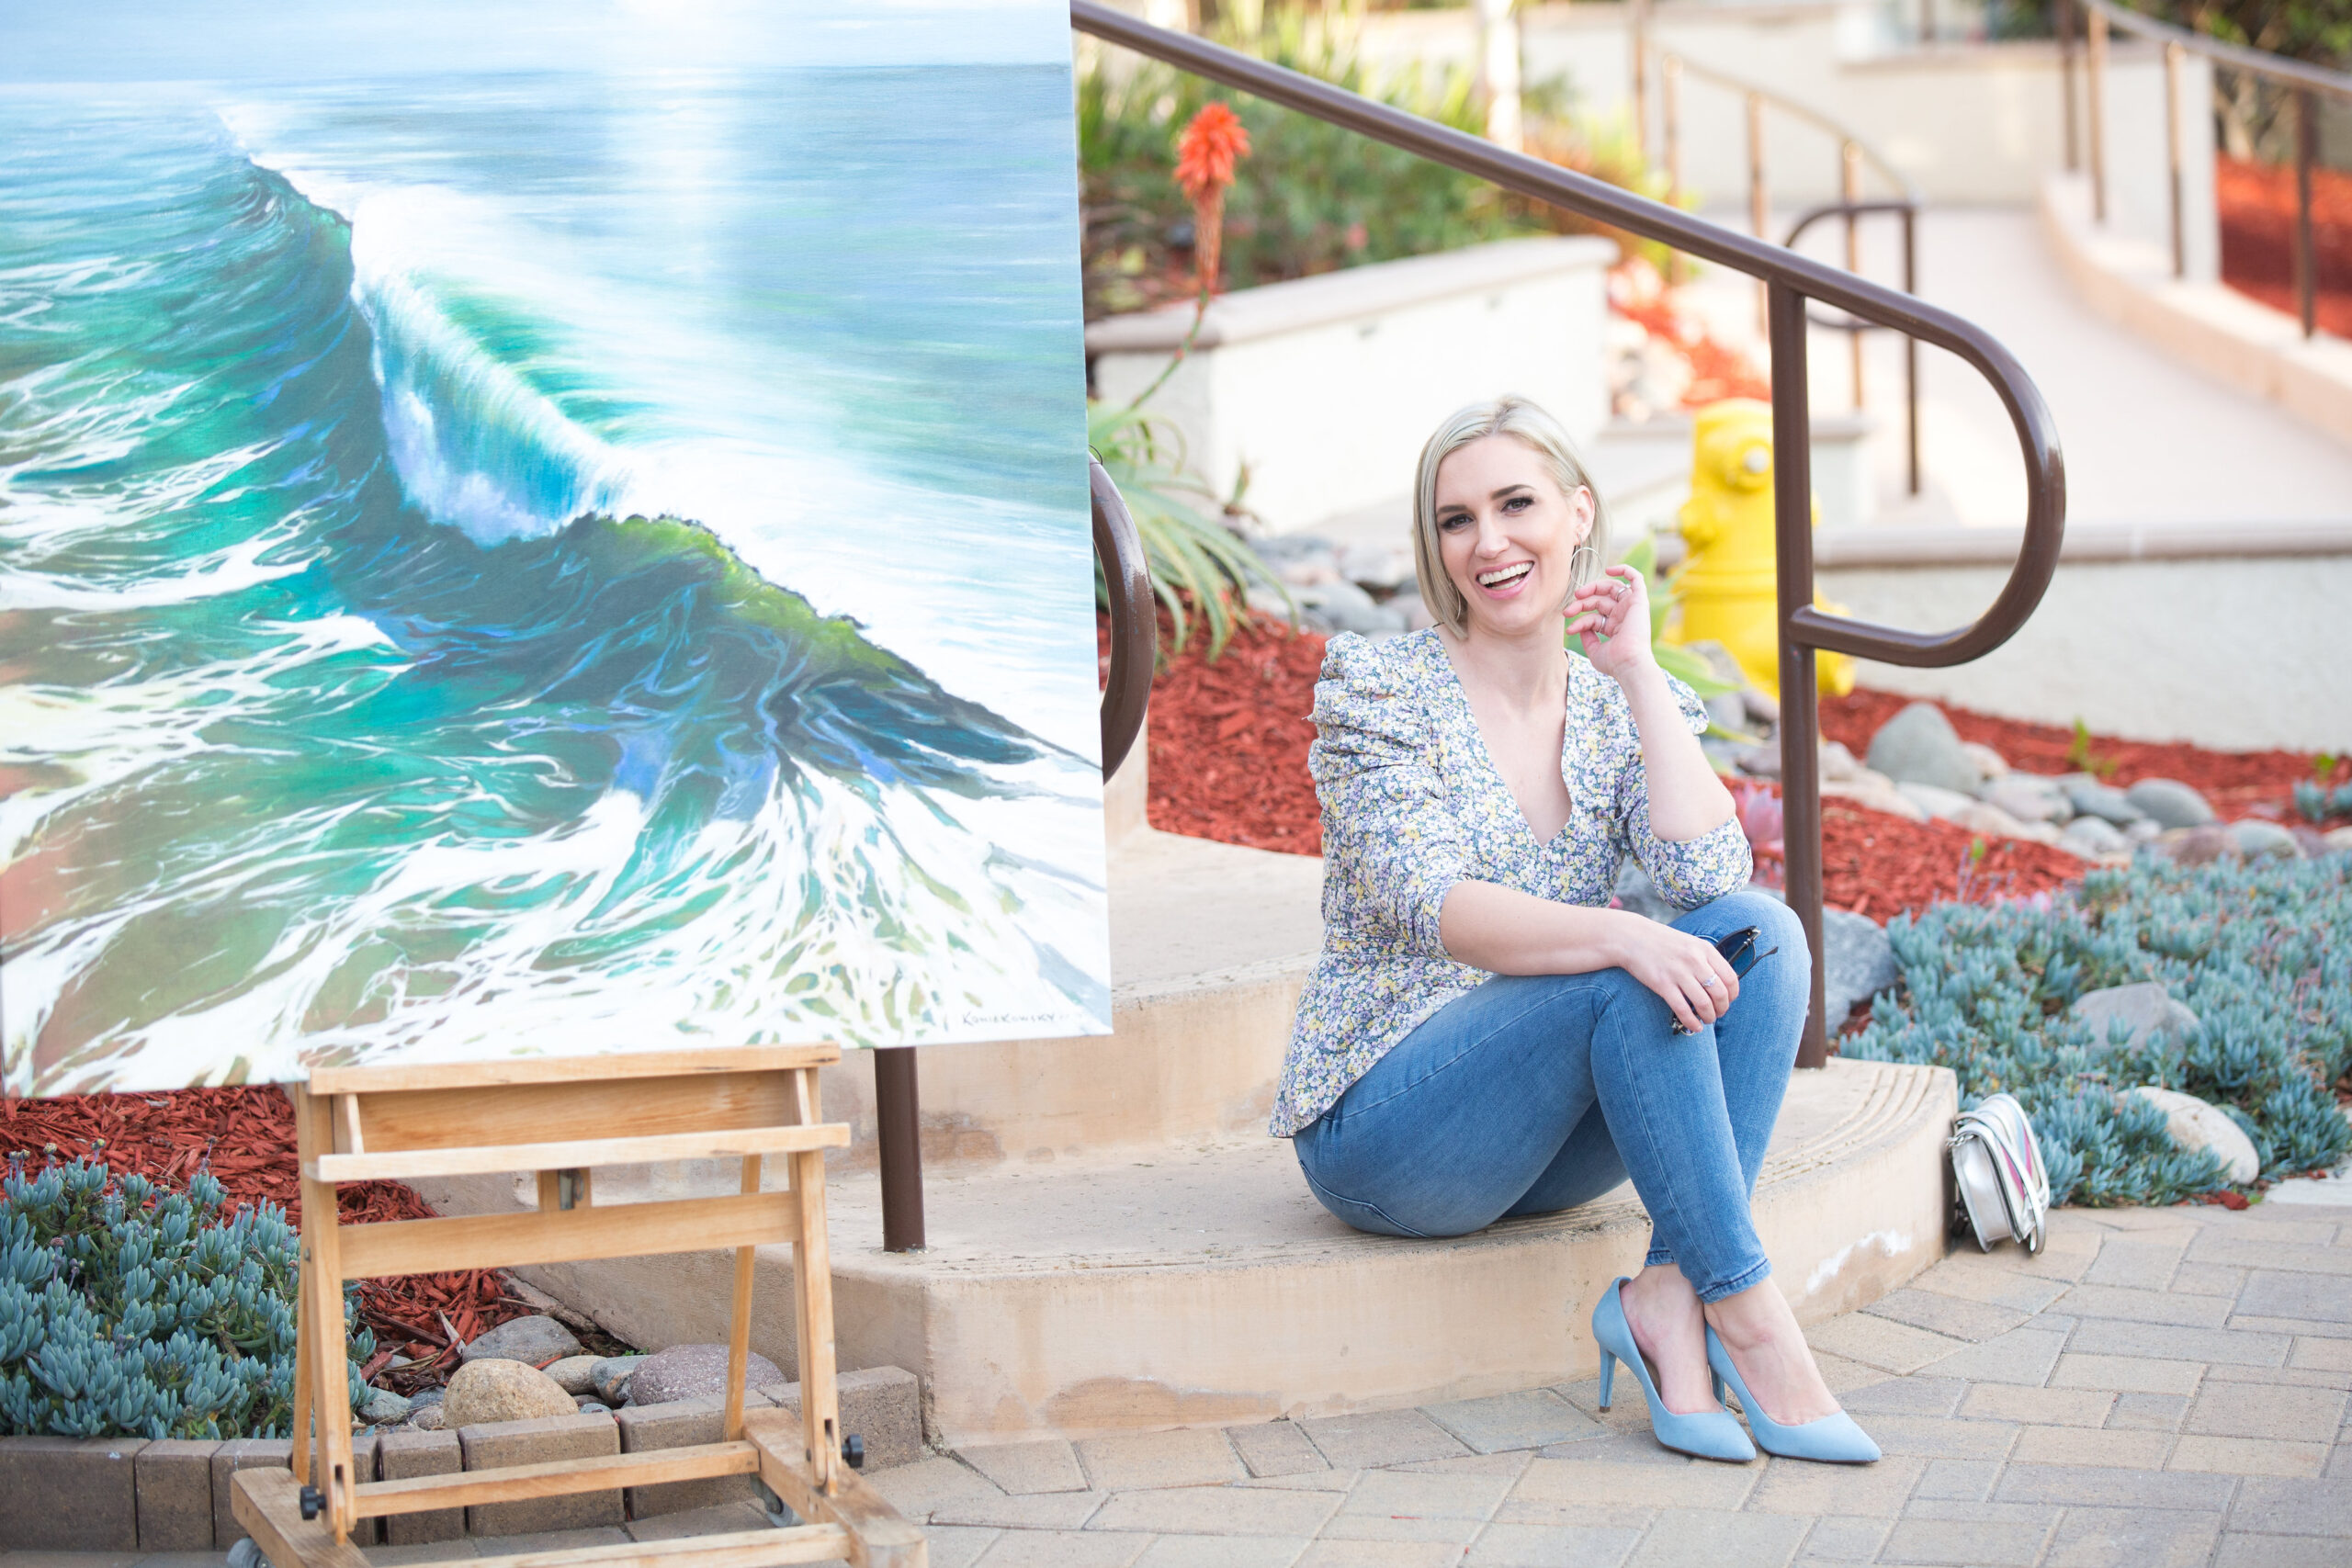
[
  {"xmin": 1611, "ymin": 672, "xmax": 1754, "ymax": 909},
  {"xmin": 1307, "ymin": 634, "xmax": 1470, "ymax": 961}
]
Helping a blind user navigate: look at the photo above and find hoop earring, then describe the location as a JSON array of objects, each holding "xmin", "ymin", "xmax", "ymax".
[{"xmin": 1567, "ymin": 544, "xmax": 1599, "ymax": 593}]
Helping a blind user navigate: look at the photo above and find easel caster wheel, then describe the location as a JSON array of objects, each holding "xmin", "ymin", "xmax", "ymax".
[
  {"xmin": 842, "ymin": 1434, "xmax": 865, "ymax": 1471},
  {"xmin": 299, "ymin": 1485, "xmax": 325, "ymax": 1521}
]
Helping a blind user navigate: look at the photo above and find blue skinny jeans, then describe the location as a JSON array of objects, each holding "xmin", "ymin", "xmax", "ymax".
[{"xmin": 1292, "ymin": 889, "xmax": 1807, "ymax": 1303}]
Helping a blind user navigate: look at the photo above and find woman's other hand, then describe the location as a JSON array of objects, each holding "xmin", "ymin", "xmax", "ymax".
[
  {"xmin": 1566, "ymin": 564, "xmax": 1657, "ymax": 685},
  {"xmin": 1613, "ymin": 916, "xmax": 1741, "ymax": 1033}
]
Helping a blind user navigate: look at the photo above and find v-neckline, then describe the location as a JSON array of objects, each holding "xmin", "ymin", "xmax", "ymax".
[{"xmin": 1429, "ymin": 633, "xmax": 1579, "ymax": 851}]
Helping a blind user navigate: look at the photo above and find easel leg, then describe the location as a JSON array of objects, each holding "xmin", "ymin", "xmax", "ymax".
[
  {"xmin": 292, "ymin": 1086, "xmax": 359, "ymax": 1542},
  {"xmin": 723, "ymin": 1154, "xmax": 761, "ymax": 1442},
  {"xmin": 787, "ymin": 1068, "xmax": 839, "ymax": 1492}
]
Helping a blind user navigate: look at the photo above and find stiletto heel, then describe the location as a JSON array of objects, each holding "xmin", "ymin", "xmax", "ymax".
[
  {"xmin": 1711, "ymin": 1369, "xmax": 1724, "ymax": 1406},
  {"xmin": 1704, "ymin": 1325, "xmax": 1881, "ymax": 1463},
  {"xmin": 1589, "ymin": 1278, "xmax": 1754, "ymax": 1463}
]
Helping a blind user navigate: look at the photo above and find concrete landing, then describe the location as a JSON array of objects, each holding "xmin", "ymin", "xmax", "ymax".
[{"xmin": 467, "ymin": 1056, "xmax": 1954, "ymax": 1449}]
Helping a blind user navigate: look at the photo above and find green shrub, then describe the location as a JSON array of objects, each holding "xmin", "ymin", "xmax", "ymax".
[
  {"xmin": 1844, "ymin": 855, "xmax": 2352, "ymax": 1207},
  {"xmin": 0, "ymin": 1158, "xmax": 369, "ymax": 1439}
]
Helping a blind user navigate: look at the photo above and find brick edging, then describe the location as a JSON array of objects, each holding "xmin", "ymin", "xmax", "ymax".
[{"xmin": 0, "ymin": 1365, "xmax": 921, "ymax": 1552}]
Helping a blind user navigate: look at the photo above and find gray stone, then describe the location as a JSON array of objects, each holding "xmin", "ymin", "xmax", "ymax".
[
  {"xmin": 1985, "ymin": 774, "xmax": 2068, "ymax": 824},
  {"xmin": 2061, "ymin": 815, "xmax": 2131, "ymax": 859},
  {"xmin": 592, "ymin": 1355, "xmax": 646, "ymax": 1404},
  {"xmin": 2125, "ymin": 1086, "xmax": 2261, "ymax": 1183},
  {"xmin": 2073, "ymin": 981, "xmax": 2200, "ymax": 1055},
  {"xmin": 458, "ymin": 1314, "xmax": 581, "ymax": 1367},
  {"xmin": 1294, "ymin": 579, "xmax": 1407, "ymax": 637},
  {"xmin": 2127, "ymin": 777, "xmax": 2217, "ymax": 828},
  {"xmin": 1339, "ymin": 542, "xmax": 1412, "ymax": 592},
  {"xmin": 1612, "ymin": 860, "xmax": 1675, "ymax": 924},
  {"xmin": 2233, "ymin": 819, "xmax": 2303, "ymax": 861},
  {"xmin": 626, "ymin": 1343, "xmax": 786, "ymax": 1407},
  {"xmin": 1898, "ymin": 780, "xmax": 1979, "ymax": 822},
  {"xmin": 1867, "ymin": 702, "xmax": 1982, "ymax": 795},
  {"xmin": 360, "ymin": 1386, "xmax": 414, "ymax": 1425},
  {"xmin": 545, "ymin": 1354, "xmax": 603, "ymax": 1395},
  {"xmin": 442, "ymin": 1356, "xmax": 578, "ymax": 1427},
  {"xmin": 2162, "ymin": 824, "xmax": 2242, "ymax": 864},
  {"xmin": 2065, "ymin": 779, "xmax": 2148, "ymax": 827},
  {"xmin": 1704, "ymin": 691, "xmax": 1748, "ymax": 737},
  {"xmin": 410, "ymin": 1403, "xmax": 447, "ymax": 1430},
  {"xmin": 1823, "ymin": 909, "xmax": 1901, "ymax": 1028},
  {"xmin": 458, "ymin": 1413, "xmax": 621, "ymax": 1536}
]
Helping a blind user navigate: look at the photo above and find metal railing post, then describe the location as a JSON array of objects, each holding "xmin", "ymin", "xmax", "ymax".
[
  {"xmin": 2059, "ymin": 0, "xmax": 2080, "ymax": 172},
  {"xmin": 1843, "ymin": 141, "xmax": 1865, "ymax": 410},
  {"xmin": 2165, "ymin": 39, "xmax": 2187, "ymax": 278},
  {"xmin": 1903, "ymin": 206, "xmax": 1921, "ymax": 496},
  {"xmin": 2088, "ymin": 7, "xmax": 2109, "ymax": 223},
  {"xmin": 1767, "ymin": 282, "xmax": 1829, "ymax": 1070},
  {"xmin": 2297, "ymin": 87, "xmax": 2319, "ymax": 338},
  {"xmin": 875, "ymin": 1048, "xmax": 925, "ymax": 1251}
]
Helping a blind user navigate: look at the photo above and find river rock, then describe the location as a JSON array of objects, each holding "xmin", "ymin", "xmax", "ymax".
[
  {"xmin": 1822, "ymin": 769, "xmax": 1932, "ymax": 823},
  {"xmin": 1251, "ymin": 534, "xmax": 1340, "ymax": 586},
  {"xmin": 2232, "ymin": 819, "xmax": 2301, "ymax": 861},
  {"xmin": 2160, "ymin": 824, "xmax": 2239, "ymax": 864},
  {"xmin": 1897, "ymin": 781, "xmax": 1977, "ymax": 822},
  {"xmin": 2059, "ymin": 815, "xmax": 2130, "ymax": 860},
  {"xmin": 1339, "ymin": 543, "xmax": 1413, "ymax": 592},
  {"xmin": 2327, "ymin": 826, "xmax": 2352, "ymax": 854},
  {"xmin": 1961, "ymin": 741, "xmax": 2009, "ymax": 781},
  {"xmin": 358, "ymin": 1387, "xmax": 413, "ymax": 1426},
  {"xmin": 2124, "ymin": 1086, "xmax": 2260, "ymax": 1183},
  {"xmin": 2073, "ymin": 982, "xmax": 2199, "ymax": 1054},
  {"xmin": 590, "ymin": 1356, "xmax": 646, "ymax": 1405},
  {"xmin": 1820, "ymin": 739, "xmax": 1860, "ymax": 782},
  {"xmin": 2063, "ymin": 780, "xmax": 2146, "ymax": 828},
  {"xmin": 1613, "ymin": 860, "xmax": 1675, "ymax": 923},
  {"xmin": 544, "ymin": 1355, "xmax": 603, "ymax": 1396},
  {"xmin": 1822, "ymin": 910, "xmax": 1901, "ymax": 1028},
  {"xmin": 2125, "ymin": 777, "xmax": 2216, "ymax": 829},
  {"xmin": 409, "ymin": 1404, "xmax": 447, "ymax": 1431},
  {"xmin": 1295, "ymin": 579, "xmax": 1406, "ymax": 637},
  {"xmin": 625, "ymin": 1344, "xmax": 786, "ymax": 1407},
  {"xmin": 1866, "ymin": 702, "xmax": 1982, "ymax": 795},
  {"xmin": 459, "ymin": 1314, "xmax": 580, "ymax": 1367},
  {"xmin": 442, "ymin": 1358, "xmax": 577, "ymax": 1427},
  {"xmin": 1984, "ymin": 775, "xmax": 2068, "ymax": 825}
]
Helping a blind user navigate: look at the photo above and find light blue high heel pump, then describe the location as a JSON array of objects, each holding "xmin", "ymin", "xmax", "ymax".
[
  {"xmin": 1704, "ymin": 1325, "xmax": 1881, "ymax": 1463},
  {"xmin": 1590, "ymin": 1278, "xmax": 1755, "ymax": 1463}
]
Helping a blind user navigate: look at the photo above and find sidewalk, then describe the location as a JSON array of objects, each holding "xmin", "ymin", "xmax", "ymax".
[{"xmin": 5, "ymin": 1198, "xmax": 2343, "ymax": 1566}]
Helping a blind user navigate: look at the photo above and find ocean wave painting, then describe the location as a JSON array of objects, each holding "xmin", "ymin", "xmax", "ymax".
[{"xmin": 0, "ymin": 1, "xmax": 1112, "ymax": 1095}]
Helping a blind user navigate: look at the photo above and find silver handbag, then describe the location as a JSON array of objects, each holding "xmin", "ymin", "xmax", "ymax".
[{"xmin": 1948, "ymin": 1093, "xmax": 2050, "ymax": 1255}]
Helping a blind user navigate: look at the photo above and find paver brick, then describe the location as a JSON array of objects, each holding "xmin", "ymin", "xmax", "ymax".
[
  {"xmin": 1237, "ymin": 1469, "xmax": 1362, "ymax": 1493},
  {"xmin": 2188, "ymin": 1379, "xmax": 2347, "ymax": 1440},
  {"xmin": 1916, "ymin": 1325, "xmax": 2066, "ymax": 1386},
  {"xmin": 0, "ymin": 1436, "xmax": 146, "ymax": 1551},
  {"xmin": 1510, "ymin": 1458, "xmax": 1755, "ymax": 1511},
  {"xmin": 2228, "ymin": 1475, "xmax": 2352, "ymax": 1534},
  {"xmin": 1227, "ymin": 1421, "xmax": 1326, "ymax": 1479},
  {"xmin": 2107, "ymin": 1392, "xmax": 2189, "ymax": 1431},
  {"xmin": 2166, "ymin": 1434, "xmax": 2328, "ymax": 1476},
  {"xmin": 761, "ymin": 1365, "xmax": 924, "ymax": 1472},
  {"xmin": 927, "ymin": 1525, "xmax": 1005, "ymax": 1568},
  {"xmin": 1464, "ymin": 1520, "xmax": 1642, "ymax": 1567},
  {"xmin": 1795, "ymin": 1515, "xmax": 1890, "ymax": 1561},
  {"xmin": 1880, "ymin": 1501, "xmax": 2061, "ymax": 1568},
  {"xmin": 978, "ymin": 1528, "xmax": 1151, "ymax": 1567},
  {"xmin": 1086, "ymin": 1484, "xmax": 1341, "ymax": 1539},
  {"xmin": 871, "ymin": 1458, "xmax": 1005, "ymax": 1520},
  {"xmin": 1317, "ymin": 1512, "xmax": 1483, "ymax": 1546},
  {"xmin": 2070, "ymin": 1320, "xmax": 2293, "ymax": 1369},
  {"xmin": 1846, "ymin": 1413, "xmax": 2016, "ymax": 1460},
  {"xmin": 2050, "ymin": 1353, "xmax": 2206, "ymax": 1394},
  {"xmin": 1995, "ymin": 1461, "xmax": 2235, "ymax": 1510},
  {"xmin": 2213, "ymin": 1533, "xmax": 2350, "ymax": 1568},
  {"xmin": 2009, "ymin": 1425, "xmax": 2172, "ymax": 1467},
  {"xmin": 1076, "ymin": 1428, "xmax": 1245, "ymax": 1492},
  {"xmin": 1838, "ymin": 1376, "xmax": 1967, "ymax": 1417},
  {"xmin": 457, "ymin": 1412, "xmax": 620, "ymax": 1537},
  {"xmin": 2167, "ymin": 1262, "xmax": 2247, "ymax": 1297},
  {"xmin": 1910, "ymin": 1458, "xmax": 1998, "ymax": 1501},
  {"xmin": 1131, "ymin": 1536, "xmax": 1314, "ymax": 1568},
  {"xmin": 2082, "ymin": 1237, "xmax": 2190, "ymax": 1292},
  {"xmin": 1861, "ymin": 1288, "xmax": 2029, "ymax": 1344},
  {"xmin": 1292, "ymin": 1541, "xmax": 1461, "ymax": 1568},
  {"xmin": 1296, "ymin": 1409, "xmax": 1467, "ymax": 1471},
  {"xmin": 2040, "ymin": 1505, "xmax": 2222, "ymax": 1568},
  {"xmin": 1422, "ymin": 1389, "xmax": 1599, "ymax": 1455},
  {"xmin": 132, "ymin": 1438, "xmax": 219, "ymax": 1551},
  {"xmin": 1957, "ymin": 1384, "xmax": 2112, "ymax": 1427},
  {"xmin": 2054, "ymin": 1283, "xmax": 2233, "ymax": 1327},
  {"xmin": 470, "ymin": 1527, "xmax": 628, "ymax": 1553},
  {"xmin": 2185, "ymin": 1234, "xmax": 2352, "ymax": 1276},
  {"xmin": 965, "ymin": 1439, "xmax": 1087, "ymax": 1496},
  {"xmin": 1345, "ymin": 1468, "xmax": 1514, "ymax": 1520},
  {"xmin": 1623, "ymin": 1507, "xmax": 1806, "ymax": 1568},
  {"xmin": 1744, "ymin": 1452, "xmax": 1924, "ymax": 1516},
  {"xmin": 1906, "ymin": 1254, "xmax": 2069, "ymax": 1314},
  {"xmin": 932, "ymin": 1491, "xmax": 1110, "ymax": 1530},
  {"xmin": 2240, "ymin": 1269, "xmax": 2352, "ymax": 1324},
  {"xmin": 1395, "ymin": 1450, "xmax": 1533, "ymax": 1480},
  {"xmin": 622, "ymin": 1501, "xmax": 772, "ymax": 1540},
  {"xmin": 613, "ymin": 1397, "xmax": 752, "ymax": 1517},
  {"xmin": 2291, "ymin": 1337, "xmax": 2352, "ymax": 1372},
  {"xmin": 375, "ymin": 1429, "xmax": 463, "ymax": 1546},
  {"xmin": 1803, "ymin": 1312, "xmax": 1964, "ymax": 1374}
]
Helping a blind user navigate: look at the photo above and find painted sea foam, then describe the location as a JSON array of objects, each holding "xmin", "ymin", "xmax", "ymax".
[{"xmin": 0, "ymin": 70, "xmax": 1109, "ymax": 1095}]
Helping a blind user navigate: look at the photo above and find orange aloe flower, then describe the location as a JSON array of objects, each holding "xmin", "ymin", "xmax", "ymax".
[{"xmin": 1173, "ymin": 102, "xmax": 1250, "ymax": 295}]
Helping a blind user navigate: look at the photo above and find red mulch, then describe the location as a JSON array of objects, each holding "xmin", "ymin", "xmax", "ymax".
[
  {"xmin": 1125, "ymin": 615, "xmax": 2335, "ymax": 915},
  {"xmin": 2216, "ymin": 153, "xmax": 2352, "ymax": 339},
  {"xmin": 0, "ymin": 1087, "xmax": 524, "ymax": 1388}
]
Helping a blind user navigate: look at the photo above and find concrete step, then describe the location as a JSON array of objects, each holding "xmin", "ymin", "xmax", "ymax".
[{"xmin": 469, "ymin": 1056, "xmax": 1954, "ymax": 1449}]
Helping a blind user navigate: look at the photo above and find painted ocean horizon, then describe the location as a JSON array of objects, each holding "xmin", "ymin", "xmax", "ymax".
[{"xmin": 0, "ymin": 39, "xmax": 1112, "ymax": 1095}]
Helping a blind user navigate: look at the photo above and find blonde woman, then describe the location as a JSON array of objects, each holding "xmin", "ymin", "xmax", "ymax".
[{"xmin": 1273, "ymin": 396, "xmax": 1876, "ymax": 1465}]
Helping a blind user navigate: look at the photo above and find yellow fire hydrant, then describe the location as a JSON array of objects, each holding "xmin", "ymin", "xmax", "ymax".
[{"xmin": 1668, "ymin": 399, "xmax": 1855, "ymax": 701}]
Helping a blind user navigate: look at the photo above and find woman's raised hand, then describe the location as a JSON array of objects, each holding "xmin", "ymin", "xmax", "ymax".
[
  {"xmin": 1612, "ymin": 916, "xmax": 1741, "ymax": 1034},
  {"xmin": 1566, "ymin": 563, "xmax": 1657, "ymax": 684}
]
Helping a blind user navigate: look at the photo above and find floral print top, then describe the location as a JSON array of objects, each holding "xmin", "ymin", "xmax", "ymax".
[{"xmin": 1270, "ymin": 627, "xmax": 1754, "ymax": 1137}]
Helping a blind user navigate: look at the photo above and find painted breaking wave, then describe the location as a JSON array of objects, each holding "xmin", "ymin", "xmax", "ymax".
[{"xmin": 0, "ymin": 102, "xmax": 1108, "ymax": 1095}]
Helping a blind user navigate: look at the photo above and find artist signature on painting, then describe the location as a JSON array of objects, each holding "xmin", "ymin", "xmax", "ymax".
[{"xmin": 958, "ymin": 1010, "xmax": 1072, "ymax": 1032}]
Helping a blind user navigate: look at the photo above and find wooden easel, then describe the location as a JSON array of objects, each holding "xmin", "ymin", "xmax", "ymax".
[{"xmin": 230, "ymin": 1046, "xmax": 924, "ymax": 1568}]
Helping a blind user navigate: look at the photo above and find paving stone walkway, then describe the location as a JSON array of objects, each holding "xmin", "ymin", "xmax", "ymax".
[{"xmin": 6, "ymin": 1200, "xmax": 2346, "ymax": 1568}]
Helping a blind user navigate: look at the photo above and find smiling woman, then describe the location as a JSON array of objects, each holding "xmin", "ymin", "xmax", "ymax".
[{"xmin": 1275, "ymin": 394, "xmax": 1883, "ymax": 1471}]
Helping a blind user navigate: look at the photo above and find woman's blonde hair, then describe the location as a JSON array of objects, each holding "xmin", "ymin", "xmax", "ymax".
[{"xmin": 1410, "ymin": 395, "xmax": 1606, "ymax": 637}]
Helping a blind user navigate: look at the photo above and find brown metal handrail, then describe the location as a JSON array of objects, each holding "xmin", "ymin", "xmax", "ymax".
[
  {"xmin": 2063, "ymin": 0, "xmax": 2352, "ymax": 333},
  {"xmin": 876, "ymin": 2, "xmax": 2072, "ymax": 1253}
]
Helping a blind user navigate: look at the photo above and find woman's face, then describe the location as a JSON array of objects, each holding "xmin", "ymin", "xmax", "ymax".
[{"xmin": 1432, "ymin": 434, "xmax": 1594, "ymax": 641}]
